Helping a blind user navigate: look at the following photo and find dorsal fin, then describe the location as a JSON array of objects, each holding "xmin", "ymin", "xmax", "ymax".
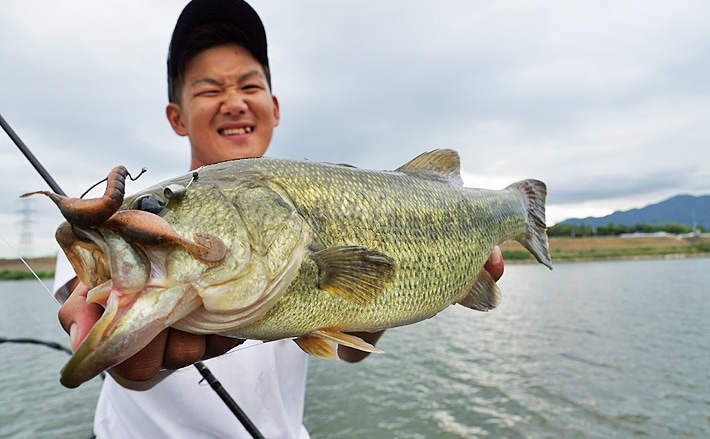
[{"xmin": 395, "ymin": 149, "xmax": 463, "ymax": 186}]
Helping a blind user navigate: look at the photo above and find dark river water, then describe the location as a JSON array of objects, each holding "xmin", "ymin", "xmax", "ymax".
[{"xmin": 1, "ymin": 258, "xmax": 708, "ymax": 438}]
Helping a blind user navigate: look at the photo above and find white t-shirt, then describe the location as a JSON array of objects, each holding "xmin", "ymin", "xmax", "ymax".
[{"xmin": 54, "ymin": 253, "xmax": 310, "ymax": 439}]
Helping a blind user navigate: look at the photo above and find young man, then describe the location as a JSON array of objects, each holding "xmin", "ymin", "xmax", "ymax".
[{"xmin": 55, "ymin": 1, "xmax": 504, "ymax": 437}]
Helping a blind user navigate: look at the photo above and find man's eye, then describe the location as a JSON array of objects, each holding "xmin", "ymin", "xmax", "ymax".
[
  {"xmin": 243, "ymin": 84, "xmax": 262, "ymax": 91},
  {"xmin": 195, "ymin": 89, "xmax": 220, "ymax": 97}
]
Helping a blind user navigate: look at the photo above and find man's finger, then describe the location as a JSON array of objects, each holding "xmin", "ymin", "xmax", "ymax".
[
  {"xmin": 484, "ymin": 245, "xmax": 504, "ymax": 281},
  {"xmin": 57, "ymin": 282, "xmax": 104, "ymax": 351}
]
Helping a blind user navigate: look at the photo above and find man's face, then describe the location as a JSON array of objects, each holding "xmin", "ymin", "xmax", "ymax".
[{"xmin": 167, "ymin": 44, "xmax": 280, "ymax": 169}]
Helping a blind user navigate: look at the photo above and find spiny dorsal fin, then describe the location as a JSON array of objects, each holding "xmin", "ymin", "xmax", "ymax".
[
  {"xmin": 457, "ymin": 268, "xmax": 501, "ymax": 312},
  {"xmin": 395, "ymin": 149, "xmax": 463, "ymax": 186},
  {"xmin": 294, "ymin": 329, "xmax": 384, "ymax": 360},
  {"xmin": 311, "ymin": 245, "xmax": 395, "ymax": 305}
]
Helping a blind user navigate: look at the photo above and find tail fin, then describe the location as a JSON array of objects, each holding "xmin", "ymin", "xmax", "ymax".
[{"xmin": 508, "ymin": 179, "xmax": 552, "ymax": 269}]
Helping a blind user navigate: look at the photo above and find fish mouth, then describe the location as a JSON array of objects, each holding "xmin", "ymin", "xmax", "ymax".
[
  {"xmin": 56, "ymin": 210, "xmax": 227, "ymax": 294},
  {"xmin": 55, "ymin": 223, "xmax": 152, "ymax": 299},
  {"xmin": 56, "ymin": 223, "xmax": 202, "ymax": 388},
  {"xmin": 60, "ymin": 278, "xmax": 201, "ymax": 388}
]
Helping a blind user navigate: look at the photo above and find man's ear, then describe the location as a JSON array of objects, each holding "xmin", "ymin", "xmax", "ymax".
[
  {"xmin": 272, "ymin": 95, "xmax": 280, "ymax": 127},
  {"xmin": 166, "ymin": 103, "xmax": 188, "ymax": 136}
]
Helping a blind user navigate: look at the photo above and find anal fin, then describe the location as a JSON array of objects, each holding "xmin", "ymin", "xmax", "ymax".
[
  {"xmin": 294, "ymin": 329, "xmax": 384, "ymax": 360},
  {"xmin": 457, "ymin": 269, "xmax": 501, "ymax": 312},
  {"xmin": 294, "ymin": 337, "xmax": 340, "ymax": 360}
]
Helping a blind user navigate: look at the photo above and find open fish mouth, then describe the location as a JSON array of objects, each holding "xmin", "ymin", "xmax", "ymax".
[
  {"xmin": 57, "ymin": 224, "xmax": 152, "ymax": 299},
  {"xmin": 22, "ymin": 166, "xmax": 211, "ymax": 386},
  {"xmin": 53, "ymin": 209, "xmax": 229, "ymax": 388},
  {"xmin": 59, "ymin": 277, "xmax": 202, "ymax": 388},
  {"xmin": 55, "ymin": 207, "xmax": 228, "ymax": 288},
  {"xmin": 56, "ymin": 222, "xmax": 206, "ymax": 388}
]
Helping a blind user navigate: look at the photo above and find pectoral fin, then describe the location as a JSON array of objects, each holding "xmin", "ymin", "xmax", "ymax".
[
  {"xmin": 294, "ymin": 329, "xmax": 384, "ymax": 360},
  {"xmin": 457, "ymin": 269, "xmax": 501, "ymax": 312},
  {"xmin": 311, "ymin": 246, "xmax": 395, "ymax": 305}
]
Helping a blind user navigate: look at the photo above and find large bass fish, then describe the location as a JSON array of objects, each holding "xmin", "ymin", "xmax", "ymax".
[{"xmin": 30, "ymin": 149, "xmax": 551, "ymax": 388}]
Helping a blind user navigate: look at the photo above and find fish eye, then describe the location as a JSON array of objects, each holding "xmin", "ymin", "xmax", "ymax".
[{"xmin": 130, "ymin": 194, "xmax": 164, "ymax": 214}]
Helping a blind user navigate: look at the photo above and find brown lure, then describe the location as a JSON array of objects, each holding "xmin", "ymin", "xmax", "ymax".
[
  {"xmin": 102, "ymin": 210, "xmax": 227, "ymax": 263},
  {"xmin": 30, "ymin": 165, "xmax": 227, "ymax": 265},
  {"xmin": 22, "ymin": 166, "xmax": 129, "ymax": 227}
]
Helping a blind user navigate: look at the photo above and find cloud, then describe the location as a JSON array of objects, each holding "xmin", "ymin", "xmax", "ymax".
[{"xmin": 1, "ymin": 0, "xmax": 709, "ymax": 258}]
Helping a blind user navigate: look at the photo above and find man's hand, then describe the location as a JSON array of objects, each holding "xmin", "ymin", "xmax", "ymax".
[{"xmin": 58, "ymin": 279, "xmax": 242, "ymax": 389}]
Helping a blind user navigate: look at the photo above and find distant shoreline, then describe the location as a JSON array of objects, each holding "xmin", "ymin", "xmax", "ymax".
[
  {"xmin": 503, "ymin": 252, "xmax": 710, "ymax": 265},
  {"xmin": 501, "ymin": 235, "xmax": 710, "ymax": 264},
  {"xmin": 2, "ymin": 236, "xmax": 709, "ymax": 279},
  {"xmin": 0, "ymin": 257, "xmax": 56, "ymax": 279}
]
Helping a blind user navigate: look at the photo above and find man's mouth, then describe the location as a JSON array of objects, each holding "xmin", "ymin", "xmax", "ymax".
[{"xmin": 220, "ymin": 126, "xmax": 253, "ymax": 136}]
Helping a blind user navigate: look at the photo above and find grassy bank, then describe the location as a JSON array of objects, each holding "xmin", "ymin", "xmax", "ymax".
[
  {"xmin": 502, "ymin": 236, "xmax": 710, "ymax": 262},
  {"xmin": 0, "ymin": 257, "xmax": 56, "ymax": 280}
]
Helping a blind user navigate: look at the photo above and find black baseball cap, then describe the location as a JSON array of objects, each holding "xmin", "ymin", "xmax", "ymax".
[{"xmin": 167, "ymin": 0, "xmax": 269, "ymax": 102}]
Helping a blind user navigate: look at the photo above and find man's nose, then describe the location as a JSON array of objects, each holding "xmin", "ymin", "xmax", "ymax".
[{"xmin": 221, "ymin": 89, "xmax": 248, "ymax": 115}]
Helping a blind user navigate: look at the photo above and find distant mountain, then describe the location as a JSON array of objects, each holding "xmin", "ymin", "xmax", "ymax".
[{"xmin": 559, "ymin": 194, "xmax": 710, "ymax": 230}]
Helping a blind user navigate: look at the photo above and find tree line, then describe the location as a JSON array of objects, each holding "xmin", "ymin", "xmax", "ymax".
[{"xmin": 548, "ymin": 222, "xmax": 706, "ymax": 237}]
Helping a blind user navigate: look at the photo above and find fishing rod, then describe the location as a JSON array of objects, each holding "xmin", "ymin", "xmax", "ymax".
[
  {"xmin": 195, "ymin": 361, "xmax": 266, "ymax": 439},
  {"xmin": 0, "ymin": 113, "xmax": 66, "ymax": 196},
  {"xmin": 1, "ymin": 112, "xmax": 265, "ymax": 439},
  {"xmin": 0, "ymin": 336, "xmax": 73, "ymax": 356}
]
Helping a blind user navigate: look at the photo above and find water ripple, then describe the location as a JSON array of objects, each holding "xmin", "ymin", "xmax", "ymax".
[{"xmin": 305, "ymin": 259, "xmax": 710, "ymax": 438}]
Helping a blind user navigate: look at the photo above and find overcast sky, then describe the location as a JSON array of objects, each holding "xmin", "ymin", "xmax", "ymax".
[{"xmin": 1, "ymin": 0, "xmax": 709, "ymax": 258}]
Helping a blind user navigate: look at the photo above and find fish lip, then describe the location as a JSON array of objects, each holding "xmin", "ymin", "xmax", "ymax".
[
  {"xmin": 57, "ymin": 226, "xmax": 154, "ymax": 388},
  {"xmin": 60, "ymin": 281, "xmax": 202, "ymax": 388},
  {"xmin": 60, "ymin": 292, "xmax": 137, "ymax": 388}
]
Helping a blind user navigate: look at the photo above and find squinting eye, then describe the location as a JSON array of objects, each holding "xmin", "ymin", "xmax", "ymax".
[
  {"xmin": 196, "ymin": 90, "xmax": 220, "ymax": 97},
  {"xmin": 130, "ymin": 194, "xmax": 164, "ymax": 214}
]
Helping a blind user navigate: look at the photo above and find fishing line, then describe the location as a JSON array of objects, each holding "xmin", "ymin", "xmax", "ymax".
[
  {"xmin": 2, "ymin": 111, "xmax": 266, "ymax": 439},
  {"xmin": 0, "ymin": 233, "xmax": 58, "ymax": 304},
  {"xmin": 80, "ymin": 167, "xmax": 147, "ymax": 199},
  {"xmin": 197, "ymin": 339, "xmax": 283, "ymax": 360}
]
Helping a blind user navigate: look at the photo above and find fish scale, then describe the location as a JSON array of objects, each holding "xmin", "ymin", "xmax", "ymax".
[
  {"xmin": 225, "ymin": 157, "xmax": 535, "ymax": 339},
  {"xmin": 36, "ymin": 149, "xmax": 551, "ymax": 387}
]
